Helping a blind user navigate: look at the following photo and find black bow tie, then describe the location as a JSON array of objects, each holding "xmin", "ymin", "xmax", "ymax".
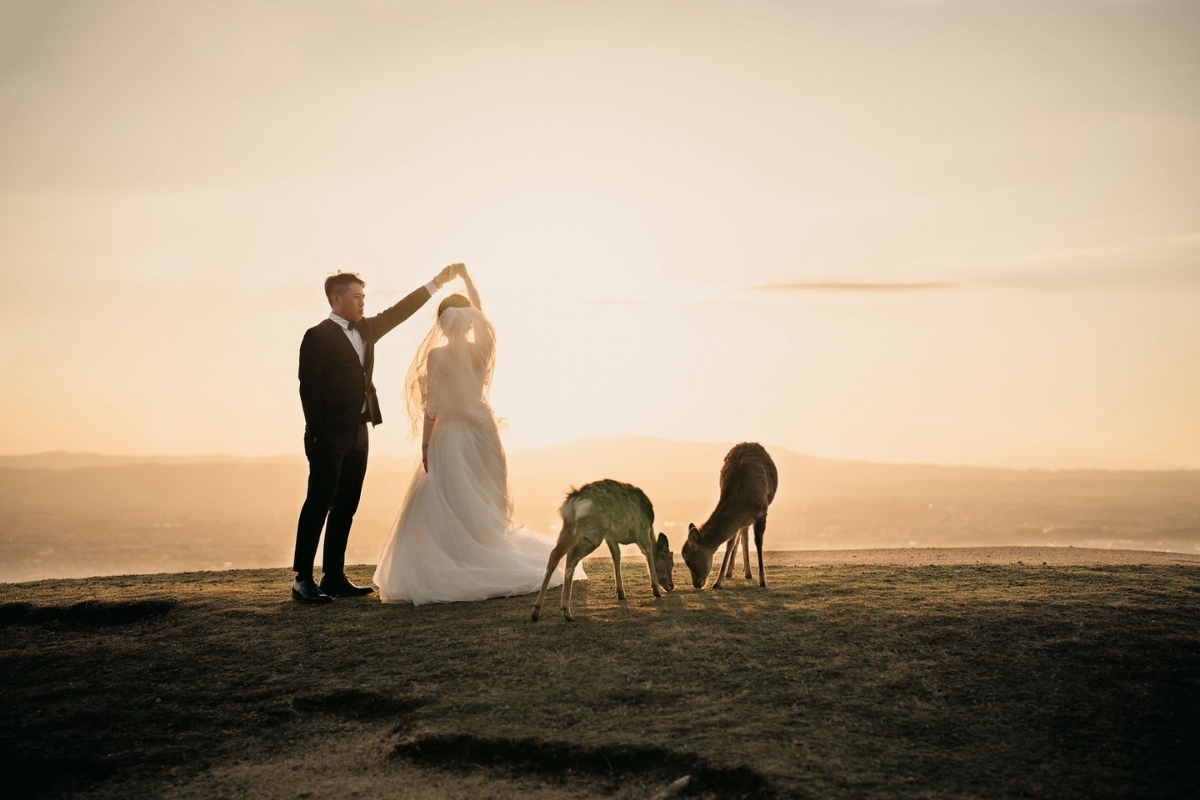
[{"xmin": 346, "ymin": 320, "xmax": 360, "ymax": 332}]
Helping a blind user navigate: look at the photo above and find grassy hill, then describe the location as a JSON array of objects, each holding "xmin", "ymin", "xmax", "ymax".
[{"xmin": 2, "ymin": 559, "xmax": 1197, "ymax": 799}]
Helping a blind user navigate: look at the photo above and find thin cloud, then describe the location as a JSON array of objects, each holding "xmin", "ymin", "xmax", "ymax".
[{"xmin": 748, "ymin": 232, "xmax": 1200, "ymax": 297}]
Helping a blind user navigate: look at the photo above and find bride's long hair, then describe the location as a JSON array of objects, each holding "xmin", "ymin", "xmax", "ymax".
[{"xmin": 404, "ymin": 296, "xmax": 497, "ymax": 440}]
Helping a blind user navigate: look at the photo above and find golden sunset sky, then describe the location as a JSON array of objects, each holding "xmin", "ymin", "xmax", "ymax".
[{"xmin": 1, "ymin": 0, "xmax": 1197, "ymax": 469}]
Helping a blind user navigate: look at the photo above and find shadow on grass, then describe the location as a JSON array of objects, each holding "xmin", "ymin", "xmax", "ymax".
[
  {"xmin": 293, "ymin": 689, "xmax": 426, "ymax": 722},
  {"xmin": 0, "ymin": 599, "xmax": 175, "ymax": 627},
  {"xmin": 2, "ymin": 747, "xmax": 116, "ymax": 800},
  {"xmin": 393, "ymin": 733, "xmax": 775, "ymax": 799}
]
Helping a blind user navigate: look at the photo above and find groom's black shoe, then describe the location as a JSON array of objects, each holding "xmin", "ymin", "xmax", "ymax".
[
  {"xmin": 292, "ymin": 577, "xmax": 333, "ymax": 604},
  {"xmin": 319, "ymin": 574, "xmax": 374, "ymax": 597}
]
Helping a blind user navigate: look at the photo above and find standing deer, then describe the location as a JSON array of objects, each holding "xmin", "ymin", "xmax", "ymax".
[
  {"xmin": 531, "ymin": 479, "xmax": 674, "ymax": 622},
  {"xmin": 681, "ymin": 442, "xmax": 777, "ymax": 590}
]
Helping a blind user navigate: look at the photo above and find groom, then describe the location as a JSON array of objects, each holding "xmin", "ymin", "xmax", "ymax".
[{"xmin": 292, "ymin": 264, "xmax": 460, "ymax": 603}]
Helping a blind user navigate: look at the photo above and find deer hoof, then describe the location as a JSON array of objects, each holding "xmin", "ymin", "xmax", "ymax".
[
  {"xmin": 562, "ymin": 608, "xmax": 574, "ymax": 622},
  {"xmin": 531, "ymin": 607, "xmax": 541, "ymax": 622},
  {"xmin": 616, "ymin": 591, "xmax": 626, "ymax": 601}
]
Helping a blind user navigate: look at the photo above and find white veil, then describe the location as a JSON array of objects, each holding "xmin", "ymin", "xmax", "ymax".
[
  {"xmin": 404, "ymin": 305, "xmax": 498, "ymax": 440},
  {"xmin": 376, "ymin": 297, "xmax": 585, "ymax": 605}
]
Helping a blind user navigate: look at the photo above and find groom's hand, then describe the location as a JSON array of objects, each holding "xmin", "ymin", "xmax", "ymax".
[{"xmin": 434, "ymin": 263, "xmax": 458, "ymax": 288}]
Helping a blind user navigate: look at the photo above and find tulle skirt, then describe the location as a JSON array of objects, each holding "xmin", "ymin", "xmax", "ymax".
[{"xmin": 373, "ymin": 412, "xmax": 584, "ymax": 605}]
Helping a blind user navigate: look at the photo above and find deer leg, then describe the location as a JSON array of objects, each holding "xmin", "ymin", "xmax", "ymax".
[
  {"xmin": 645, "ymin": 528, "xmax": 663, "ymax": 599},
  {"xmin": 713, "ymin": 537, "xmax": 736, "ymax": 589},
  {"xmin": 724, "ymin": 529, "xmax": 738, "ymax": 579},
  {"xmin": 742, "ymin": 524, "xmax": 752, "ymax": 579},
  {"xmin": 561, "ymin": 547, "xmax": 588, "ymax": 622},
  {"xmin": 532, "ymin": 527, "xmax": 573, "ymax": 623},
  {"xmin": 607, "ymin": 538, "xmax": 626, "ymax": 601},
  {"xmin": 532, "ymin": 535, "xmax": 573, "ymax": 622},
  {"xmin": 754, "ymin": 514, "xmax": 768, "ymax": 587}
]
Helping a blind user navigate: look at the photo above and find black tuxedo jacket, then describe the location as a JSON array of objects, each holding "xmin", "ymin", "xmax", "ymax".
[{"xmin": 299, "ymin": 286, "xmax": 433, "ymax": 442}]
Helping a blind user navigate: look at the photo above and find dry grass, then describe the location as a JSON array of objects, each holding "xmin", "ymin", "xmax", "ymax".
[{"xmin": 2, "ymin": 559, "xmax": 1197, "ymax": 799}]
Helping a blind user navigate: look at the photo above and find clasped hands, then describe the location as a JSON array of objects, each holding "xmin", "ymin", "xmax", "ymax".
[{"xmin": 434, "ymin": 262, "xmax": 467, "ymax": 289}]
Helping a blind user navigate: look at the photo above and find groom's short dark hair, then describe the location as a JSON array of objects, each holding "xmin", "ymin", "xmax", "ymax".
[{"xmin": 324, "ymin": 272, "xmax": 364, "ymax": 301}]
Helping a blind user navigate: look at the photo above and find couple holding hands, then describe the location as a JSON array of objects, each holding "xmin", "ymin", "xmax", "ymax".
[{"xmin": 292, "ymin": 263, "xmax": 579, "ymax": 605}]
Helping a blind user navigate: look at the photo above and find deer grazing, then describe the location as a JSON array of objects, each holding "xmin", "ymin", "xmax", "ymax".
[
  {"xmin": 531, "ymin": 479, "xmax": 674, "ymax": 622},
  {"xmin": 681, "ymin": 442, "xmax": 778, "ymax": 590}
]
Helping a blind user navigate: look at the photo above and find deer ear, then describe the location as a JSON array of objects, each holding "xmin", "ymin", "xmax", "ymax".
[
  {"xmin": 687, "ymin": 525, "xmax": 699, "ymax": 545},
  {"xmin": 657, "ymin": 532, "xmax": 669, "ymax": 550}
]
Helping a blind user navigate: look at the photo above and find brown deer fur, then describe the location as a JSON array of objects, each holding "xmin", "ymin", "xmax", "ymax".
[
  {"xmin": 681, "ymin": 442, "xmax": 777, "ymax": 589},
  {"xmin": 531, "ymin": 479, "xmax": 673, "ymax": 622}
]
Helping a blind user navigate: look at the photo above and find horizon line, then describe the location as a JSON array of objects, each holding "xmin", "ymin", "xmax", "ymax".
[{"xmin": 2, "ymin": 437, "xmax": 1198, "ymax": 475}]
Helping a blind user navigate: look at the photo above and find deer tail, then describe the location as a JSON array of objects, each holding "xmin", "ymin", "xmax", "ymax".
[{"xmin": 560, "ymin": 495, "xmax": 594, "ymax": 528}]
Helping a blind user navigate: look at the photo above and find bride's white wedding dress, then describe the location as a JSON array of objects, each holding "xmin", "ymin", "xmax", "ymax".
[{"xmin": 373, "ymin": 304, "xmax": 582, "ymax": 604}]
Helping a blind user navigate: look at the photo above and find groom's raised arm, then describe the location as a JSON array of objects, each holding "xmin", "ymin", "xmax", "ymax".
[
  {"xmin": 367, "ymin": 284, "xmax": 436, "ymax": 342},
  {"xmin": 367, "ymin": 264, "xmax": 458, "ymax": 341}
]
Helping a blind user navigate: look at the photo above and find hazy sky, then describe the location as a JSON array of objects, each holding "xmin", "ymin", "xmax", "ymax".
[{"xmin": 1, "ymin": 0, "xmax": 1198, "ymax": 468}]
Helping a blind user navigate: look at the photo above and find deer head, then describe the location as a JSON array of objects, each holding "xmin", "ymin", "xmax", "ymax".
[{"xmin": 681, "ymin": 523, "xmax": 714, "ymax": 589}]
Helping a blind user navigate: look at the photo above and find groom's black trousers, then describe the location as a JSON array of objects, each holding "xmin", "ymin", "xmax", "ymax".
[{"xmin": 293, "ymin": 422, "xmax": 369, "ymax": 579}]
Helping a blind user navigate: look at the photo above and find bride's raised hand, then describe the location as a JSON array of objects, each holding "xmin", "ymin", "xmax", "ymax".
[{"xmin": 457, "ymin": 265, "xmax": 481, "ymax": 309}]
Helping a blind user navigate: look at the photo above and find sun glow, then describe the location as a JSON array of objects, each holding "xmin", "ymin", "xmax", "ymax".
[{"xmin": 0, "ymin": 1, "xmax": 1197, "ymax": 469}]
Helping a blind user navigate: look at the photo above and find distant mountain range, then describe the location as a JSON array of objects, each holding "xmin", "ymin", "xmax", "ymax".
[
  {"xmin": 3, "ymin": 435, "xmax": 1195, "ymax": 525},
  {"xmin": 2, "ymin": 438, "xmax": 1197, "ymax": 582},
  {"xmin": 4, "ymin": 437, "xmax": 1196, "ymax": 482},
  {"xmin": 0, "ymin": 452, "xmax": 307, "ymax": 470}
]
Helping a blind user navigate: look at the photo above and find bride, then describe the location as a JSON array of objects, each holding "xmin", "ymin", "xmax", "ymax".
[{"xmin": 374, "ymin": 265, "xmax": 583, "ymax": 604}]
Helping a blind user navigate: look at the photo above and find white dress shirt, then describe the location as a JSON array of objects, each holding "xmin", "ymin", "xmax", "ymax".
[
  {"xmin": 328, "ymin": 280, "xmax": 440, "ymax": 366},
  {"xmin": 328, "ymin": 313, "xmax": 366, "ymax": 364},
  {"xmin": 329, "ymin": 280, "xmax": 440, "ymax": 415}
]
